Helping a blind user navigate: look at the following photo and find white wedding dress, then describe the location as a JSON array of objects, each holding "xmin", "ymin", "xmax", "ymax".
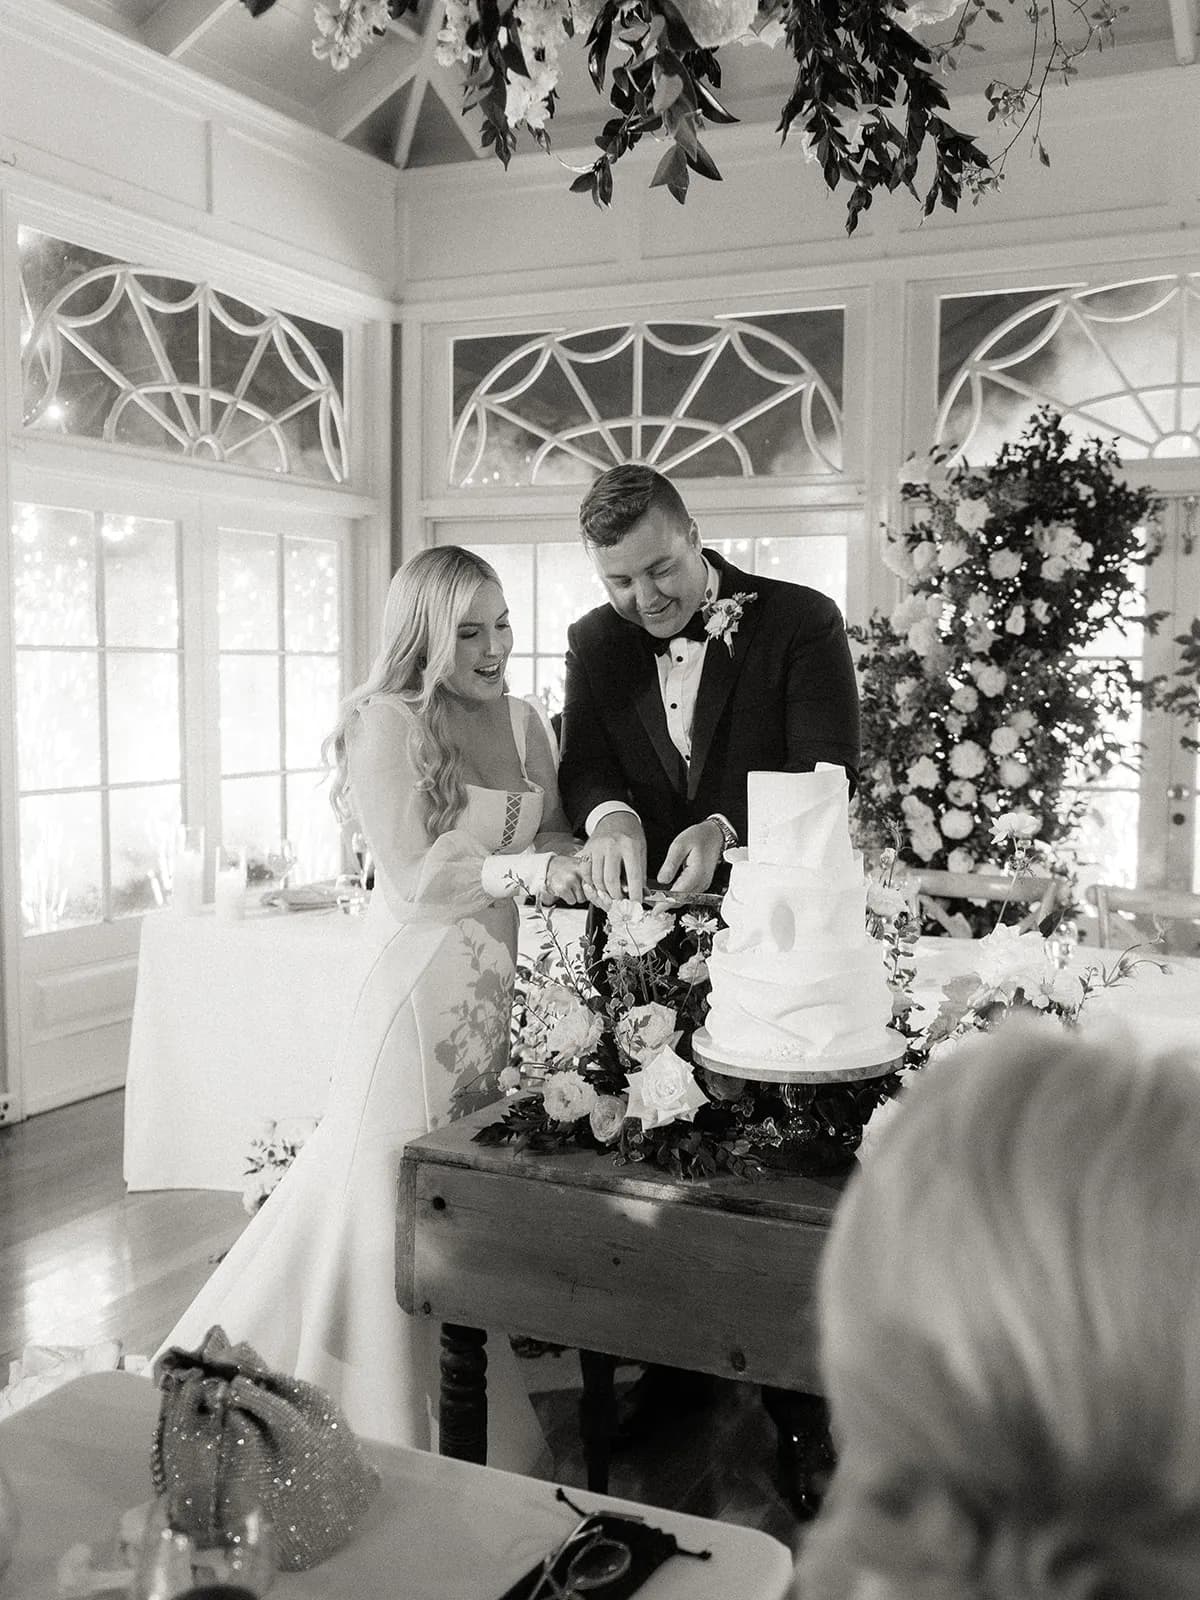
[{"xmin": 158, "ymin": 694, "xmax": 570, "ymax": 1473}]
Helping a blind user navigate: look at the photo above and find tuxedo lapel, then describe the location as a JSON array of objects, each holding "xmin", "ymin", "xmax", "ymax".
[
  {"xmin": 600, "ymin": 620, "xmax": 686, "ymax": 791},
  {"xmin": 687, "ymin": 554, "xmax": 763, "ymax": 801}
]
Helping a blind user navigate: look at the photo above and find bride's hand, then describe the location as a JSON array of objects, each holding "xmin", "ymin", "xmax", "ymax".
[{"xmin": 543, "ymin": 854, "xmax": 588, "ymax": 905}]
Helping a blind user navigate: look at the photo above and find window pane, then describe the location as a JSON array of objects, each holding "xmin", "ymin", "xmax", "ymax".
[
  {"xmin": 20, "ymin": 791, "xmax": 102, "ymax": 933},
  {"xmin": 536, "ymin": 544, "xmax": 604, "ymax": 654},
  {"xmin": 220, "ymin": 656, "xmax": 280, "ymax": 774},
  {"xmin": 107, "ymin": 653, "xmax": 180, "ymax": 783},
  {"xmin": 506, "ymin": 656, "xmax": 535, "ymax": 700},
  {"xmin": 12, "ymin": 504, "xmax": 96, "ymax": 646},
  {"xmin": 109, "ymin": 784, "xmax": 180, "ymax": 918},
  {"xmin": 1069, "ymin": 787, "xmax": 1139, "ymax": 893},
  {"xmin": 284, "ymin": 538, "xmax": 340, "ymax": 652},
  {"xmin": 17, "ymin": 651, "xmax": 100, "ymax": 790},
  {"xmin": 221, "ymin": 774, "xmax": 281, "ymax": 863},
  {"xmin": 102, "ymin": 516, "xmax": 178, "ymax": 647},
  {"xmin": 286, "ymin": 771, "xmax": 341, "ymax": 884},
  {"xmin": 285, "ymin": 655, "xmax": 340, "ymax": 770},
  {"xmin": 219, "ymin": 530, "xmax": 279, "ymax": 650},
  {"xmin": 479, "ymin": 545, "xmax": 534, "ymax": 654}
]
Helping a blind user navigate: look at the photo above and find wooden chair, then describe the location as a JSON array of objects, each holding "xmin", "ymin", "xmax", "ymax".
[
  {"xmin": 1084, "ymin": 884, "xmax": 1200, "ymax": 956},
  {"xmin": 914, "ymin": 869, "xmax": 1059, "ymax": 938}
]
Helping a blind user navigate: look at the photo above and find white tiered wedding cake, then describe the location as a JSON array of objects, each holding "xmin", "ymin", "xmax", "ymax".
[{"xmin": 700, "ymin": 768, "xmax": 897, "ymax": 1079}]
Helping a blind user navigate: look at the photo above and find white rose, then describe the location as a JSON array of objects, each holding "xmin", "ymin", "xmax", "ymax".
[
  {"xmin": 891, "ymin": 0, "xmax": 964, "ymax": 29},
  {"xmin": 949, "ymin": 741, "xmax": 987, "ymax": 779},
  {"xmin": 990, "ymin": 726, "xmax": 1021, "ymax": 757},
  {"xmin": 988, "ymin": 550, "xmax": 1023, "ymax": 580},
  {"xmin": 951, "ymin": 684, "xmax": 979, "ymax": 714},
  {"xmin": 938, "ymin": 540, "xmax": 970, "ymax": 572},
  {"xmin": 946, "ymin": 778, "xmax": 977, "ymax": 807},
  {"xmin": 498, "ymin": 1064, "xmax": 523, "ymax": 1093},
  {"xmin": 898, "ymin": 453, "xmax": 951, "ymax": 491},
  {"xmin": 967, "ymin": 591, "xmax": 991, "ymax": 619},
  {"xmin": 901, "ymin": 794, "xmax": 935, "ymax": 826},
  {"xmin": 544, "ymin": 1000, "xmax": 604, "ymax": 1063},
  {"xmin": 882, "ymin": 539, "xmax": 917, "ymax": 579},
  {"xmin": 966, "ymin": 621, "xmax": 998, "ymax": 654},
  {"xmin": 955, "ymin": 496, "xmax": 990, "ymax": 534},
  {"xmin": 672, "ymin": 0, "xmax": 758, "ymax": 46},
  {"xmin": 947, "ymin": 848, "xmax": 975, "ymax": 874},
  {"xmin": 907, "ymin": 618, "xmax": 941, "ymax": 657},
  {"xmin": 678, "ymin": 953, "xmax": 709, "ymax": 984},
  {"xmin": 945, "ymin": 712, "xmax": 965, "ymax": 737},
  {"xmin": 1005, "ymin": 606, "xmax": 1026, "ymax": 636},
  {"xmin": 625, "ymin": 1047, "xmax": 710, "ymax": 1130},
  {"xmin": 907, "ymin": 756, "xmax": 941, "ymax": 790},
  {"xmin": 940, "ymin": 808, "xmax": 974, "ymax": 840},
  {"xmin": 1031, "ymin": 599, "xmax": 1050, "ymax": 624},
  {"xmin": 866, "ymin": 882, "xmax": 910, "ymax": 919},
  {"xmin": 910, "ymin": 541, "xmax": 938, "ymax": 574},
  {"xmin": 1041, "ymin": 554, "xmax": 1070, "ymax": 582},
  {"xmin": 975, "ymin": 665, "xmax": 1008, "ymax": 697},
  {"xmin": 990, "ymin": 808, "xmax": 1040, "ymax": 844},
  {"xmin": 615, "ymin": 1000, "xmax": 680, "ymax": 1065},
  {"xmin": 910, "ymin": 826, "xmax": 941, "ymax": 862},
  {"xmin": 1000, "ymin": 758, "xmax": 1031, "ymax": 788},
  {"xmin": 542, "ymin": 1069, "xmax": 598, "ymax": 1124},
  {"xmin": 1069, "ymin": 539, "xmax": 1094, "ymax": 571},
  {"xmin": 1009, "ymin": 710, "xmax": 1037, "ymax": 735},
  {"xmin": 889, "ymin": 594, "xmax": 928, "ymax": 633},
  {"xmin": 604, "ymin": 900, "xmax": 675, "ymax": 957},
  {"xmin": 589, "ymin": 1093, "xmax": 627, "ymax": 1144}
]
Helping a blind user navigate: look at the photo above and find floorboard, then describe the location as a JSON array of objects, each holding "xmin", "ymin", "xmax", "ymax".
[{"xmin": 0, "ymin": 1090, "xmax": 803, "ymax": 1556}]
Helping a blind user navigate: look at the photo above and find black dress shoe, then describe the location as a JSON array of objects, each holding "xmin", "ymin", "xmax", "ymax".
[
  {"xmin": 761, "ymin": 1386, "xmax": 836, "ymax": 1521},
  {"xmin": 613, "ymin": 1364, "xmax": 718, "ymax": 1446}
]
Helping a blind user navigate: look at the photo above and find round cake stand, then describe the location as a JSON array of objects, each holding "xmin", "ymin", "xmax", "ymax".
[{"xmin": 690, "ymin": 1027, "xmax": 907, "ymax": 1175}]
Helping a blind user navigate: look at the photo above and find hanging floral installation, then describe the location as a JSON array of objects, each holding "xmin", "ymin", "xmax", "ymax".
[{"xmin": 240, "ymin": 0, "xmax": 1123, "ymax": 233}]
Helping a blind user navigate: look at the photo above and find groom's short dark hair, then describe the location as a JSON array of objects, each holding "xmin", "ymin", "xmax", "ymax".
[{"xmin": 579, "ymin": 464, "xmax": 690, "ymax": 548}]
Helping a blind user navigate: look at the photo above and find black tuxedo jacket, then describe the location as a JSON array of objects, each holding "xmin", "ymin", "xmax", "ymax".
[{"xmin": 557, "ymin": 549, "xmax": 861, "ymax": 875}]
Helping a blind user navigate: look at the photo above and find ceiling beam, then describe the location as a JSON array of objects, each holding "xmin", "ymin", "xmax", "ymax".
[
  {"xmin": 142, "ymin": 0, "xmax": 239, "ymax": 59},
  {"xmin": 1166, "ymin": 0, "xmax": 1197, "ymax": 62},
  {"xmin": 316, "ymin": 33, "xmax": 420, "ymax": 138},
  {"xmin": 391, "ymin": 1, "xmax": 447, "ymax": 167}
]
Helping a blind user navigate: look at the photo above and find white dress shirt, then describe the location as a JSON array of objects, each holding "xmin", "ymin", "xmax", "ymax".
[{"xmin": 586, "ymin": 560, "xmax": 723, "ymax": 839}]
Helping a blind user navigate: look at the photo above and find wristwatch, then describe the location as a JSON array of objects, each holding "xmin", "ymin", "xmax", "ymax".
[{"xmin": 704, "ymin": 813, "xmax": 738, "ymax": 855}]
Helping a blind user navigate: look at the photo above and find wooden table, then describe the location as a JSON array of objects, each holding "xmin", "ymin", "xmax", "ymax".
[{"xmin": 396, "ymin": 1106, "xmax": 847, "ymax": 1487}]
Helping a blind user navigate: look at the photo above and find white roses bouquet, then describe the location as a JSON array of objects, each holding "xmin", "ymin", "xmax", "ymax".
[
  {"xmin": 476, "ymin": 896, "xmax": 761, "ymax": 1179},
  {"xmin": 853, "ymin": 408, "xmax": 1164, "ymax": 928}
]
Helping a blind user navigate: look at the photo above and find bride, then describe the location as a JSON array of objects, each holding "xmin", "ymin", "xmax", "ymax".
[{"xmin": 159, "ymin": 547, "xmax": 586, "ymax": 1472}]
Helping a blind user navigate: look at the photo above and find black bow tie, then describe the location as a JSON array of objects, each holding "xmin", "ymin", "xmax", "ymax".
[{"xmin": 652, "ymin": 609, "xmax": 710, "ymax": 655}]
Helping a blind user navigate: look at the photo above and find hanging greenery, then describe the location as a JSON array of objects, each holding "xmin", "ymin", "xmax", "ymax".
[{"xmin": 241, "ymin": 0, "xmax": 1124, "ymax": 234}]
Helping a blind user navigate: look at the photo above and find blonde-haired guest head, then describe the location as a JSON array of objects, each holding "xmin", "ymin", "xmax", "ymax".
[
  {"xmin": 798, "ymin": 1019, "xmax": 1200, "ymax": 1600},
  {"xmin": 325, "ymin": 545, "xmax": 503, "ymax": 833}
]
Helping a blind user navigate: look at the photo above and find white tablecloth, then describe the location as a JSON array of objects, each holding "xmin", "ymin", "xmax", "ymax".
[
  {"xmin": 0, "ymin": 1374, "xmax": 795, "ymax": 1600},
  {"xmin": 123, "ymin": 906, "xmax": 378, "ymax": 1192}
]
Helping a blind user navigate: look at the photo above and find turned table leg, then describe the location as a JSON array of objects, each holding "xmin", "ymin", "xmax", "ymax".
[
  {"xmin": 439, "ymin": 1323, "xmax": 488, "ymax": 1463},
  {"xmin": 578, "ymin": 1349, "xmax": 619, "ymax": 1494}
]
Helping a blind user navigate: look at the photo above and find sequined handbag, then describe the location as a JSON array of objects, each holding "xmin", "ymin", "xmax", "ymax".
[{"xmin": 151, "ymin": 1325, "xmax": 380, "ymax": 1572}]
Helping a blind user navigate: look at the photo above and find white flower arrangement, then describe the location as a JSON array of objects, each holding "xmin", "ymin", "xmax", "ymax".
[
  {"xmin": 702, "ymin": 591, "xmax": 756, "ymax": 656},
  {"xmin": 242, "ymin": 1117, "xmax": 319, "ymax": 1216}
]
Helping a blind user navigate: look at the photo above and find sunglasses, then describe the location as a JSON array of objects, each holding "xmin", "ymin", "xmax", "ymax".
[{"xmin": 525, "ymin": 1512, "xmax": 634, "ymax": 1600}]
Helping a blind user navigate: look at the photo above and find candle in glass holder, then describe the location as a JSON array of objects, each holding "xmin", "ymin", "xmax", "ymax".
[
  {"xmin": 173, "ymin": 826, "xmax": 205, "ymax": 917},
  {"xmin": 214, "ymin": 847, "xmax": 247, "ymax": 922}
]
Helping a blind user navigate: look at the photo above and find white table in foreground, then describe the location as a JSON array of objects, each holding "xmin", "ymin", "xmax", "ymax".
[
  {"xmin": 0, "ymin": 1373, "xmax": 795, "ymax": 1600},
  {"xmin": 123, "ymin": 906, "xmax": 378, "ymax": 1192}
]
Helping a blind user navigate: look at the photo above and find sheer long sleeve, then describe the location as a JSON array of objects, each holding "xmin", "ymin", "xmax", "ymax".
[{"xmin": 346, "ymin": 698, "xmax": 554, "ymax": 924}]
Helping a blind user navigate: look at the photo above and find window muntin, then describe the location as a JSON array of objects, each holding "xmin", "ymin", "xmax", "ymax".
[
  {"xmin": 449, "ymin": 314, "xmax": 845, "ymax": 488},
  {"xmin": 937, "ymin": 276, "xmax": 1200, "ymax": 463},
  {"xmin": 19, "ymin": 228, "xmax": 349, "ymax": 483}
]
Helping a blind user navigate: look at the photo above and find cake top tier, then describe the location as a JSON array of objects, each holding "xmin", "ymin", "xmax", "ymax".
[{"xmin": 747, "ymin": 768, "xmax": 856, "ymax": 871}]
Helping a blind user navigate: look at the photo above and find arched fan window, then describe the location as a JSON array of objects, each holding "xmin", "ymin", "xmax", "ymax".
[
  {"xmin": 937, "ymin": 275, "xmax": 1200, "ymax": 464},
  {"xmin": 19, "ymin": 228, "xmax": 348, "ymax": 484},
  {"xmin": 449, "ymin": 314, "xmax": 845, "ymax": 487}
]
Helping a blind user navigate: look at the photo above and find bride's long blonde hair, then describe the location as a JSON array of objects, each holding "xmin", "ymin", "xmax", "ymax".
[{"xmin": 324, "ymin": 546, "xmax": 503, "ymax": 840}]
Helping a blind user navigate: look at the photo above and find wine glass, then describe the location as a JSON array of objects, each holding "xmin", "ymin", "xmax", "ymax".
[
  {"xmin": 265, "ymin": 839, "xmax": 297, "ymax": 890},
  {"xmin": 213, "ymin": 1506, "xmax": 276, "ymax": 1597}
]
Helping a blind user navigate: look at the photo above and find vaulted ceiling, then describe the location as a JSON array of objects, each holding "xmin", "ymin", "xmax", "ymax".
[{"xmin": 56, "ymin": 0, "xmax": 1198, "ymax": 174}]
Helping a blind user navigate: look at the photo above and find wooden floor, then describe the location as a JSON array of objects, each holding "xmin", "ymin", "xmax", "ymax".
[{"xmin": 0, "ymin": 1089, "xmax": 802, "ymax": 1555}]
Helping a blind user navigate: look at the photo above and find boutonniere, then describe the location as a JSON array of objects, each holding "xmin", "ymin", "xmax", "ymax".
[{"xmin": 702, "ymin": 592, "xmax": 756, "ymax": 656}]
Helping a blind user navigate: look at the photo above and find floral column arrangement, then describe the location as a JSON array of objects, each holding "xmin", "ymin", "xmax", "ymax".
[{"xmin": 852, "ymin": 408, "xmax": 1161, "ymax": 888}]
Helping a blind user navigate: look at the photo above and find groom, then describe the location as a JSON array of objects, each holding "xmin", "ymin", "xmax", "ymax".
[
  {"xmin": 557, "ymin": 463, "xmax": 860, "ymax": 1515},
  {"xmin": 558, "ymin": 462, "xmax": 859, "ymax": 903}
]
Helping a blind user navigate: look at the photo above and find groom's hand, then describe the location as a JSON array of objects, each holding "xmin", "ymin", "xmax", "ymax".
[
  {"xmin": 658, "ymin": 820, "xmax": 725, "ymax": 896},
  {"xmin": 579, "ymin": 813, "xmax": 647, "ymax": 905}
]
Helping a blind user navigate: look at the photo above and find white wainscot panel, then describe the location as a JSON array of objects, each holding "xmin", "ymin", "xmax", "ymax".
[
  {"xmin": 31, "ymin": 957, "xmax": 139, "ymax": 1039},
  {"xmin": 213, "ymin": 124, "xmax": 399, "ymax": 281},
  {"xmin": 402, "ymin": 172, "xmax": 629, "ymax": 286},
  {"xmin": 0, "ymin": 34, "xmax": 208, "ymax": 207}
]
